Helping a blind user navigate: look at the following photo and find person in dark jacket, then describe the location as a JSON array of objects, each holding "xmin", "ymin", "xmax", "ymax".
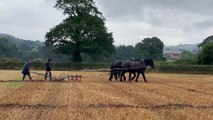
[
  {"xmin": 22, "ymin": 59, "xmax": 32, "ymax": 81},
  {"xmin": 45, "ymin": 58, "xmax": 52, "ymax": 81}
]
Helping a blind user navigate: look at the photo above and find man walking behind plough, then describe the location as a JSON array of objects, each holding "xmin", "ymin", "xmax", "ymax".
[{"xmin": 45, "ymin": 58, "xmax": 52, "ymax": 81}]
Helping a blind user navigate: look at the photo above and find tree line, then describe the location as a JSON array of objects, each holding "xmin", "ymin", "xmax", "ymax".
[
  {"xmin": 0, "ymin": 34, "xmax": 165, "ymax": 63},
  {"xmin": 0, "ymin": 34, "xmax": 69, "ymax": 62},
  {"xmin": 1, "ymin": 33, "xmax": 213, "ymax": 64}
]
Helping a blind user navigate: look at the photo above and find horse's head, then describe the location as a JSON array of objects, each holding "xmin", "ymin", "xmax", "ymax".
[{"xmin": 144, "ymin": 59, "xmax": 155, "ymax": 69}]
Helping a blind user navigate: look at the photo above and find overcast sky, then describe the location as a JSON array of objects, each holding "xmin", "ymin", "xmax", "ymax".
[{"xmin": 0, "ymin": 0, "xmax": 213, "ymax": 46}]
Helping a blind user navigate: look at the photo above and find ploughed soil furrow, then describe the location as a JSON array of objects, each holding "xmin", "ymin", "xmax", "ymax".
[
  {"xmin": 31, "ymin": 82, "xmax": 85, "ymax": 119},
  {"xmin": 0, "ymin": 82, "xmax": 52, "ymax": 119},
  {"xmin": 0, "ymin": 86, "xmax": 19, "ymax": 103},
  {"xmin": 149, "ymin": 75, "xmax": 213, "ymax": 96},
  {"xmin": 98, "ymin": 75, "xmax": 213, "ymax": 119},
  {"xmin": 0, "ymin": 81, "xmax": 87, "ymax": 119}
]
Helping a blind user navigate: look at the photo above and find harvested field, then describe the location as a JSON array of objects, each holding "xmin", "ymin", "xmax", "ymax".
[{"xmin": 0, "ymin": 70, "xmax": 213, "ymax": 120}]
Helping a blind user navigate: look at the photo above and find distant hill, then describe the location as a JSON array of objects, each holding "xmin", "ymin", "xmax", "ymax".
[
  {"xmin": 164, "ymin": 44, "xmax": 200, "ymax": 54},
  {"xmin": 0, "ymin": 33, "xmax": 44, "ymax": 50},
  {"xmin": 163, "ymin": 44, "xmax": 200, "ymax": 60},
  {"xmin": 0, "ymin": 33, "xmax": 70, "ymax": 62}
]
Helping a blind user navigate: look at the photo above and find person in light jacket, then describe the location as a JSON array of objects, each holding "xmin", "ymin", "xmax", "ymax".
[{"xmin": 22, "ymin": 59, "xmax": 32, "ymax": 81}]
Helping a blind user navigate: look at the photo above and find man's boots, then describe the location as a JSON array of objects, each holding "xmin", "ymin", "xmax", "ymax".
[
  {"xmin": 49, "ymin": 72, "xmax": 52, "ymax": 81},
  {"xmin": 45, "ymin": 73, "xmax": 48, "ymax": 80}
]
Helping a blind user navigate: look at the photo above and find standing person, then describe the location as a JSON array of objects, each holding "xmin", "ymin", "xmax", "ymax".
[
  {"xmin": 45, "ymin": 58, "xmax": 52, "ymax": 81},
  {"xmin": 22, "ymin": 59, "xmax": 32, "ymax": 81}
]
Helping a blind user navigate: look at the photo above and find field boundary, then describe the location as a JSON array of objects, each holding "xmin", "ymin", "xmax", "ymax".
[{"xmin": 0, "ymin": 62, "xmax": 213, "ymax": 74}]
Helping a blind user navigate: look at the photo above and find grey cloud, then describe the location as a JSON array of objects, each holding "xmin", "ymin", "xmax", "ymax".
[
  {"xmin": 96, "ymin": 0, "xmax": 143, "ymax": 19},
  {"xmin": 194, "ymin": 19, "xmax": 213, "ymax": 29},
  {"xmin": 96, "ymin": 0, "xmax": 213, "ymax": 20},
  {"xmin": 95, "ymin": 0, "xmax": 213, "ymax": 45},
  {"xmin": 0, "ymin": 0, "xmax": 63, "ymax": 40},
  {"xmin": 96, "ymin": 0, "xmax": 213, "ymax": 31},
  {"xmin": 1, "ymin": 0, "xmax": 213, "ymax": 45}
]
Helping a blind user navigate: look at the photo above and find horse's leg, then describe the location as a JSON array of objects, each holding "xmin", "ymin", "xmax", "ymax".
[
  {"xmin": 123, "ymin": 71, "xmax": 126, "ymax": 81},
  {"xmin": 114, "ymin": 72, "xmax": 117, "ymax": 80},
  {"xmin": 120, "ymin": 71, "xmax": 124, "ymax": 82},
  {"xmin": 129, "ymin": 72, "xmax": 134, "ymax": 81},
  {"xmin": 109, "ymin": 71, "xmax": 113, "ymax": 81},
  {"xmin": 141, "ymin": 71, "xmax": 148, "ymax": 82},
  {"xmin": 120, "ymin": 71, "xmax": 126, "ymax": 82},
  {"xmin": 135, "ymin": 72, "xmax": 140, "ymax": 82},
  {"xmin": 130, "ymin": 72, "xmax": 136, "ymax": 81},
  {"xmin": 117, "ymin": 71, "xmax": 121, "ymax": 80},
  {"xmin": 129, "ymin": 72, "xmax": 132, "ymax": 81}
]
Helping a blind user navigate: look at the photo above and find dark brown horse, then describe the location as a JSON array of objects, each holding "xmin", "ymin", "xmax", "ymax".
[
  {"xmin": 109, "ymin": 60, "xmax": 123, "ymax": 81},
  {"xmin": 120, "ymin": 60, "xmax": 146, "ymax": 82},
  {"xmin": 109, "ymin": 60, "xmax": 136, "ymax": 81},
  {"xmin": 120, "ymin": 59, "xmax": 154, "ymax": 82}
]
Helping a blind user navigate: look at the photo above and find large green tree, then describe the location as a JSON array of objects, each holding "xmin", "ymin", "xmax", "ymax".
[
  {"xmin": 198, "ymin": 35, "xmax": 213, "ymax": 47},
  {"xmin": 135, "ymin": 37, "xmax": 165, "ymax": 60},
  {"xmin": 197, "ymin": 43, "xmax": 213, "ymax": 65},
  {"xmin": 45, "ymin": 0, "xmax": 115, "ymax": 62}
]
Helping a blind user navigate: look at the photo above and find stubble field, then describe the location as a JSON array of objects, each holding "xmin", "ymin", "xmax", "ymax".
[{"xmin": 0, "ymin": 70, "xmax": 213, "ymax": 120}]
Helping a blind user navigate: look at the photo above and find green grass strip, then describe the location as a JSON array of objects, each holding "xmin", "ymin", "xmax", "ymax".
[{"xmin": 2, "ymin": 82, "xmax": 24, "ymax": 87}]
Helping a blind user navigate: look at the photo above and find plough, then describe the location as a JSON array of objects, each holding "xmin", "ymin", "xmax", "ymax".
[{"xmin": 32, "ymin": 72, "xmax": 82, "ymax": 82}]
